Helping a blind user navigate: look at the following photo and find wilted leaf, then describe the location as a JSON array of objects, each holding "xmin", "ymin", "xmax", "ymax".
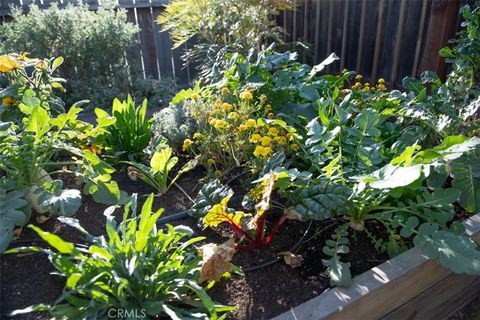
[
  {"xmin": 198, "ymin": 239, "xmax": 236, "ymax": 282},
  {"xmin": 278, "ymin": 251, "xmax": 303, "ymax": 269}
]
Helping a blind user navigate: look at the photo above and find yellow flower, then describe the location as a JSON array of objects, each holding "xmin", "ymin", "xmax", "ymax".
[
  {"xmin": 193, "ymin": 132, "xmax": 202, "ymax": 140},
  {"xmin": 214, "ymin": 99, "xmax": 222, "ymax": 107},
  {"xmin": 228, "ymin": 112, "xmax": 239, "ymax": 120},
  {"xmin": 214, "ymin": 170, "xmax": 222, "ymax": 176},
  {"xmin": 253, "ymin": 146, "xmax": 272, "ymax": 158},
  {"xmin": 267, "ymin": 112, "xmax": 275, "ymax": 119},
  {"xmin": 260, "ymin": 94, "xmax": 268, "ymax": 103},
  {"xmin": 250, "ymin": 133, "xmax": 262, "ymax": 143},
  {"xmin": 81, "ymin": 144, "xmax": 102, "ymax": 155},
  {"xmin": 261, "ymin": 136, "xmax": 272, "ymax": 147},
  {"xmin": 245, "ymin": 118, "xmax": 257, "ymax": 128},
  {"xmin": 191, "ymin": 93, "xmax": 200, "ymax": 101},
  {"xmin": 239, "ymin": 124, "xmax": 247, "ymax": 132},
  {"xmin": 35, "ymin": 60, "xmax": 46, "ymax": 70},
  {"xmin": 378, "ymin": 78, "xmax": 385, "ymax": 84},
  {"xmin": 222, "ymin": 103, "xmax": 233, "ymax": 112},
  {"xmin": 239, "ymin": 91, "xmax": 253, "ymax": 100},
  {"xmin": 214, "ymin": 119, "xmax": 227, "ymax": 129},
  {"xmin": 268, "ymin": 127, "xmax": 278, "ymax": 137},
  {"xmin": 0, "ymin": 55, "xmax": 20, "ymax": 73},
  {"xmin": 2, "ymin": 97, "xmax": 16, "ymax": 107},
  {"xmin": 222, "ymin": 87, "xmax": 230, "ymax": 94},
  {"xmin": 355, "ymin": 74, "xmax": 363, "ymax": 80},
  {"xmin": 274, "ymin": 136, "xmax": 287, "ymax": 145},
  {"xmin": 182, "ymin": 139, "xmax": 193, "ymax": 151},
  {"xmin": 209, "ymin": 118, "xmax": 218, "ymax": 126},
  {"xmin": 207, "ymin": 158, "xmax": 216, "ymax": 165},
  {"xmin": 291, "ymin": 144, "xmax": 300, "ymax": 152},
  {"xmin": 265, "ymin": 104, "xmax": 272, "ymax": 112}
]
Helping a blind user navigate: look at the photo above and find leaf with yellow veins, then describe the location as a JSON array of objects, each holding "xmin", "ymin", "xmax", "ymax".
[{"xmin": 203, "ymin": 203, "xmax": 246, "ymax": 228}]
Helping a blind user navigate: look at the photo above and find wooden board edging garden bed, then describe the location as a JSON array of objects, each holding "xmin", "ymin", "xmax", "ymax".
[{"xmin": 273, "ymin": 213, "xmax": 480, "ymax": 320}]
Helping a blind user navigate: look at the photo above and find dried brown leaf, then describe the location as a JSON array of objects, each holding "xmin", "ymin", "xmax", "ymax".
[
  {"xmin": 278, "ymin": 251, "xmax": 303, "ymax": 269},
  {"xmin": 198, "ymin": 239, "xmax": 236, "ymax": 282}
]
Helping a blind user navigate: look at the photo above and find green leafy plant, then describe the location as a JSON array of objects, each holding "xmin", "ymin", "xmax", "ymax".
[
  {"xmin": 6, "ymin": 194, "xmax": 233, "ymax": 319},
  {"xmin": 0, "ymin": 54, "xmax": 67, "ymax": 122},
  {"xmin": 0, "ymin": 177, "xmax": 29, "ymax": 252},
  {"xmin": 123, "ymin": 146, "xmax": 197, "ymax": 195},
  {"xmin": 0, "ymin": 3, "xmax": 141, "ymax": 108},
  {"xmin": 157, "ymin": 0, "xmax": 293, "ymax": 78},
  {"xmin": 96, "ymin": 95, "xmax": 152, "ymax": 160},
  {"xmin": 196, "ymin": 172, "xmax": 295, "ymax": 251}
]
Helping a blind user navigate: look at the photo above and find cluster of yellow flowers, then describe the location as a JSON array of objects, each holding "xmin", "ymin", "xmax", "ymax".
[
  {"xmin": 351, "ymin": 75, "xmax": 387, "ymax": 92},
  {"xmin": 183, "ymin": 90, "xmax": 300, "ymax": 167}
]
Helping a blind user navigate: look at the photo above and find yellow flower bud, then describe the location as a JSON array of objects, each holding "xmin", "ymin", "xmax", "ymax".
[
  {"xmin": 245, "ymin": 119, "xmax": 257, "ymax": 128},
  {"xmin": 250, "ymin": 133, "xmax": 262, "ymax": 143},
  {"xmin": 239, "ymin": 91, "xmax": 253, "ymax": 100},
  {"xmin": 2, "ymin": 97, "xmax": 16, "ymax": 107},
  {"xmin": 182, "ymin": 139, "xmax": 193, "ymax": 151},
  {"xmin": 261, "ymin": 136, "xmax": 272, "ymax": 147}
]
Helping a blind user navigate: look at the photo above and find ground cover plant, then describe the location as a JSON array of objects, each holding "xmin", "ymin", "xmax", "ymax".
[{"xmin": 1, "ymin": 3, "xmax": 480, "ymax": 320}]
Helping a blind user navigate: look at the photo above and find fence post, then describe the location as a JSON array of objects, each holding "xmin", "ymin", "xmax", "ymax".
[{"xmin": 419, "ymin": 0, "xmax": 461, "ymax": 80}]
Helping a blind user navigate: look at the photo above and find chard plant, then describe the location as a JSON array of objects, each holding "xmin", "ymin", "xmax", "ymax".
[
  {"xmin": 192, "ymin": 172, "xmax": 293, "ymax": 251},
  {"xmin": 6, "ymin": 194, "xmax": 234, "ymax": 319}
]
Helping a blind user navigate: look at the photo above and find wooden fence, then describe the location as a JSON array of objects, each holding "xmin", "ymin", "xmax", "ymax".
[
  {"xmin": 0, "ymin": 0, "xmax": 474, "ymax": 87},
  {"xmin": 280, "ymin": 0, "xmax": 473, "ymax": 88}
]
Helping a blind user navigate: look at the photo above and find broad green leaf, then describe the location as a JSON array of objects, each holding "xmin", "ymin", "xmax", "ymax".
[
  {"xmin": 27, "ymin": 106, "xmax": 50, "ymax": 140},
  {"xmin": 0, "ymin": 183, "xmax": 29, "ymax": 252},
  {"xmin": 287, "ymin": 182, "xmax": 351, "ymax": 220},
  {"xmin": 414, "ymin": 223, "xmax": 480, "ymax": 275},
  {"xmin": 192, "ymin": 180, "xmax": 233, "ymax": 219},
  {"xmin": 451, "ymin": 154, "xmax": 480, "ymax": 213},
  {"xmin": 37, "ymin": 181, "xmax": 82, "ymax": 217},
  {"xmin": 366, "ymin": 164, "xmax": 424, "ymax": 189},
  {"xmin": 309, "ymin": 53, "xmax": 339, "ymax": 77},
  {"xmin": 30, "ymin": 225, "xmax": 76, "ymax": 254}
]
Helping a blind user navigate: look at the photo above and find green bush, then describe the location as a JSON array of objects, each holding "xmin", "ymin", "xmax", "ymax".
[
  {"xmin": 157, "ymin": 0, "xmax": 293, "ymax": 79},
  {"xmin": 0, "ymin": 3, "xmax": 171, "ymax": 108}
]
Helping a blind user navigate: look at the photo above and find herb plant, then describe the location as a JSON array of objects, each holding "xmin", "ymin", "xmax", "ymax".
[
  {"xmin": 7, "ymin": 194, "xmax": 233, "ymax": 319},
  {"xmin": 96, "ymin": 95, "xmax": 152, "ymax": 160}
]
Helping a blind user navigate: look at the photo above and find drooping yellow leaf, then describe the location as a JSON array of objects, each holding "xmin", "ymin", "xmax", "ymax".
[{"xmin": 254, "ymin": 172, "xmax": 276, "ymax": 217}]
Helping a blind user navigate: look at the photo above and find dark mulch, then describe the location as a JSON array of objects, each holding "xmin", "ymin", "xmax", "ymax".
[{"xmin": 1, "ymin": 166, "xmax": 478, "ymax": 320}]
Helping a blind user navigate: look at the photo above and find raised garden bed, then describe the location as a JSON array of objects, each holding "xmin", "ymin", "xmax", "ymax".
[{"xmin": 273, "ymin": 212, "xmax": 480, "ymax": 320}]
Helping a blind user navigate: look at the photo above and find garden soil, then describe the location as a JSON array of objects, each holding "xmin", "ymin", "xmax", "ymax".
[{"xmin": 1, "ymin": 167, "xmax": 479, "ymax": 320}]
